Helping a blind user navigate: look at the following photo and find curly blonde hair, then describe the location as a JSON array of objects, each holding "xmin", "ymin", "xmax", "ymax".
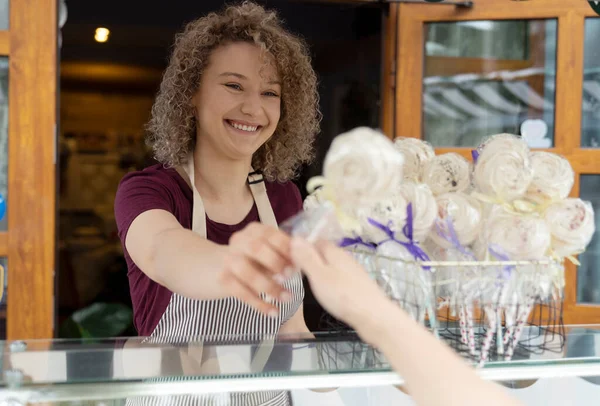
[{"xmin": 146, "ymin": 1, "xmax": 321, "ymax": 182}]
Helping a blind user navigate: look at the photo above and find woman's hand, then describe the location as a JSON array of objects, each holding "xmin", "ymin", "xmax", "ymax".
[
  {"xmin": 221, "ymin": 222, "xmax": 294, "ymax": 317},
  {"xmin": 289, "ymin": 237, "xmax": 387, "ymax": 326}
]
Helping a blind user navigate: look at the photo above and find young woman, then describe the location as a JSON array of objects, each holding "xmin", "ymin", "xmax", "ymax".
[{"xmin": 115, "ymin": 3, "xmax": 319, "ymax": 403}]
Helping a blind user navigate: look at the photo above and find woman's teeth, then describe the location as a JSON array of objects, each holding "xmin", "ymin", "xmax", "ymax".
[{"xmin": 229, "ymin": 121, "xmax": 258, "ymax": 132}]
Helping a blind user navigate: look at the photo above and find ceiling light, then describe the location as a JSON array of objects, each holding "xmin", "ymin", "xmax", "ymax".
[{"xmin": 94, "ymin": 27, "xmax": 109, "ymax": 43}]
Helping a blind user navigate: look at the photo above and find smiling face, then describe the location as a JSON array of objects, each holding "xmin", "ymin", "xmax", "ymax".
[{"xmin": 192, "ymin": 42, "xmax": 282, "ymax": 163}]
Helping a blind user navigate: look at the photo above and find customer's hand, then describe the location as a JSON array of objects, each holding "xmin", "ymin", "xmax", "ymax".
[
  {"xmin": 221, "ymin": 222, "xmax": 294, "ymax": 316},
  {"xmin": 289, "ymin": 237, "xmax": 387, "ymax": 325}
]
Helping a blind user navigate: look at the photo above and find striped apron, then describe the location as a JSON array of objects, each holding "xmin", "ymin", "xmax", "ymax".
[{"xmin": 126, "ymin": 153, "xmax": 304, "ymax": 406}]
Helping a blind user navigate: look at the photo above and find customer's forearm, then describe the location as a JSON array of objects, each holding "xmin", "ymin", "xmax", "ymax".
[{"xmin": 355, "ymin": 299, "xmax": 521, "ymax": 406}]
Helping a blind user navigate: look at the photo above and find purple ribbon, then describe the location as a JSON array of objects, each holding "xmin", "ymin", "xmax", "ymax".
[
  {"xmin": 471, "ymin": 149, "xmax": 479, "ymax": 163},
  {"xmin": 434, "ymin": 216, "xmax": 476, "ymax": 260},
  {"xmin": 368, "ymin": 203, "xmax": 431, "ymax": 270},
  {"xmin": 339, "ymin": 236, "xmax": 376, "ymax": 250},
  {"xmin": 488, "ymin": 244, "xmax": 514, "ymax": 281}
]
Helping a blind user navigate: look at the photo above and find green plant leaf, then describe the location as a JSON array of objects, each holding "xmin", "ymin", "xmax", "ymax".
[{"xmin": 60, "ymin": 302, "xmax": 133, "ymax": 338}]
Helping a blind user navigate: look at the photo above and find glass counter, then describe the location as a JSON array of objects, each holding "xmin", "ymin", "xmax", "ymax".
[{"xmin": 1, "ymin": 326, "xmax": 600, "ymax": 405}]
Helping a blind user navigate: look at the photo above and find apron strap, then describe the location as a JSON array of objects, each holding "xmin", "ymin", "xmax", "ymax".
[
  {"xmin": 247, "ymin": 170, "xmax": 279, "ymax": 230},
  {"xmin": 178, "ymin": 153, "xmax": 279, "ymax": 238}
]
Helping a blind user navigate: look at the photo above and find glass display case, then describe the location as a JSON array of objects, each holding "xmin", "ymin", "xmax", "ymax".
[{"xmin": 1, "ymin": 326, "xmax": 600, "ymax": 406}]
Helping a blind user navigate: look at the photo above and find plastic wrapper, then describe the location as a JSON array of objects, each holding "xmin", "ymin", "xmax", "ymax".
[
  {"xmin": 280, "ymin": 203, "xmax": 345, "ymax": 244},
  {"xmin": 473, "ymin": 133, "xmax": 533, "ymax": 202},
  {"xmin": 398, "ymin": 182, "xmax": 438, "ymax": 243},
  {"xmin": 481, "ymin": 208, "xmax": 551, "ymax": 260},
  {"xmin": 526, "ymin": 151, "xmax": 574, "ymax": 204},
  {"xmin": 422, "ymin": 152, "xmax": 471, "ymax": 196},
  {"xmin": 429, "ymin": 192, "xmax": 483, "ymax": 249},
  {"xmin": 358, "ymin": 192, "xmax": 408, "ymax": 244},
  {"xmin": 393, "ymin": 137, "xmax": 435, "ymax": 182},
  {"xmin": 544, "ymin": 198, "xmax": 595, "ymax": 258}
]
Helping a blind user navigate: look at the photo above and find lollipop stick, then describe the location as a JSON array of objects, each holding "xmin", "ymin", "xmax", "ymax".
[
  {"xmin": 459, "ymin": 305, "xmax": 468, "ymax": 345},
  {"xmin": 503, "ymin": 299, "xmax": 518, "ymax": 346},
  {"xmin": 479, "ymin": 305, "xmax": 497, "ymax": 367},
  {"xmin": 505, "ymin": 299, "xmax": 534, "ymax": 361},
  {"xmin": 496, "ymin": 310, "xmax": 504, "ymax": 355},
  {"xmin": 466, "ymin": 303, "xmax": 476, "ymax": 356}
]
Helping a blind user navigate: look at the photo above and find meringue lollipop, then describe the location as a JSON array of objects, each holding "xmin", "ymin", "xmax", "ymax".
[
  {"xmin": 544, "ymin": 198, "xmax": 595, "ymax": 257},
  {"xmin": 477, "ymin": 133, "xmax": 530, "ymax": 157},
  {"xmin": 483, "ymin": 210, "xmax": 551, "ymax": 260},
  {"xmin": 422, "ymin": 153, "xmax": 471, "ymax": 196},
  {"xmin": 393, "ymin": 137, "xmax": 435, "ymax": 182},
  {"xmin": 526, "ymin": 151, "xmax": 574, "ymax": 204},
  {"xmin": 360, "ymin": 192, "xmax": 408, "ymax": 244},
  {"xmin": 474, "ymin": 134, "xmax": 533, "ymax": 202},
  {"xmin": 324, "ymin": 127, "xmax": 404, "ymax": 209},
  {"xmin": 430, "ymin": 192, "xmax": 483, "ymax": 249},
  {"xmin": 398, "ymin": 182, "xmax": 437, "ymax": 243}
]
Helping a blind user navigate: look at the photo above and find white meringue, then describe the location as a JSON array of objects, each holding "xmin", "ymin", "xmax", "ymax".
[
  {"xmin": 393, "ymin": 137, "xmax": 435, "ymax": 182},
  {"xmin": 544, "ymin": 198, "xmax": 595, "ymax": 257},
  {"xmin": 526, "ymin": 151, "xmax": 574, "ymax": 204},
  {"xmin": 324, "ymin": 127, "xmax": 404, "ymax": 209},
  {"xmin": 422, "ymin": 153, "xmax": 471, "ymax": 196}
]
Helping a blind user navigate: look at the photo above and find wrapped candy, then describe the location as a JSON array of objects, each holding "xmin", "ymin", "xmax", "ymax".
[
  {"xmin": 359, "ymin": 192, "xmax": 408, "ymax": 244},
  {"xmin": 483, "ymin": 209, "xmax": 551, "ymax": 260},
  {"xmin": 422, "ymin": 153, "xmax": 471, "ymax": 196},
  {"xmin": 324, "ymin": 127, "xmax": 404, "ymax": 210},
  {"xmin": 526, "ymin": 151, "xmax": 574, "ymax": 204},
  {"xmin": 473, "ymin": 134, "xmax": 533, "ymax": 202},
  {"xmin": 398, "ymin": 182, "xmax": 438, "ymax": 243},
  {"xmin": 393, "ymin": 137, "xmax": 435, "ymax": 182},
  {"xmin": 544, "ymin": 198, "xmax": 595, "ymax": 258},
  {"xmin": 429, "ymin": 192, "xmax": 483, "ymax": 249}
]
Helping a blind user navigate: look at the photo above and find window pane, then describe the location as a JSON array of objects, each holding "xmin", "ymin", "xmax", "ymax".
[
  {"xmin": 0, "ymin": 0, "xmax": 7, "ymax": 30},
  {"xmin": 423, "ymin": 20, "xmax": 557, "ymax": 148},
  {"xmin": 0, "ymin": 57, "xmax": 6, "ymax": 232},
  {"xmin": 578, "ymin": 175, "xmax": 600, "ymax": 304},
  {"xmin": 582, "ymin": 18, "xmax": 600, "ymax": 147}
]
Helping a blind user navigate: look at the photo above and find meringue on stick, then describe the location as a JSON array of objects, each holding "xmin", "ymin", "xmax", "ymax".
[
  {"xmin": 430, "ymin": 193, "xmax": 483, "ymax": 355},
  {"xmin": 483, "ymin": 211, "xmax": 552, "ymax": 361},
  {"xmin": 526, "ymin": 151, "xmax": 574, "ymax": 204},
  {"xmin": 422, "ymin": 153, "xmax": 471, "ymax": 196},
  {"xmin": 299, "ymin": 127, "xmax": 405, "ymax": 243},
  {"xmin": 473, "ymin": 134, "xmax": 533, "ymax": 203},
  {"xmin": 393, "ymin": 137, "xmax": 435, "ymax": 183},
  {"xmin": 544, "ymin": 198, "xmax": 595, "ymax": 259},
  {"xmin": 361, "ymin": 193, "xmax": 410, "ymax": 309}
]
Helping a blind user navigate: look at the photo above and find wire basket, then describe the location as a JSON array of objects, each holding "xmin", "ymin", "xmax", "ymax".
[{"xmin": 321, "ymin": 249, "xmax": 566, "ymax": 366}]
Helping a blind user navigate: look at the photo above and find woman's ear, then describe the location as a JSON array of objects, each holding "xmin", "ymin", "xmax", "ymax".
[{"xmin": 190, "ymin": 92, "xmax": 200, "ymax": 121}]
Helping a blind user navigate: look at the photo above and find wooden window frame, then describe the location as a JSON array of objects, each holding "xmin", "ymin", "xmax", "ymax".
[
  {"xmin": 0, "ymin": 0, "xmax": 58, "ymax": 339},
  {"xmin": 393, "ymin": 0, "xmax": 599, "ymax": 324}
]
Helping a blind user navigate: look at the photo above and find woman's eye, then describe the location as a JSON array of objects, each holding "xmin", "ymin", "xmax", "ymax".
[
  {"xmin": 225, "ymin": 83, "xmax": 242, "ymax": 91},
  {"xmin": 263, "ymin": 91, "xmax": 280, "ymax": 98}
]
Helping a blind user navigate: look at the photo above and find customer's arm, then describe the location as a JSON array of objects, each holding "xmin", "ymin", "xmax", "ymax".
[{"xmin": 290, "ymin": 238, "xmax": 521, "ymax": 406}]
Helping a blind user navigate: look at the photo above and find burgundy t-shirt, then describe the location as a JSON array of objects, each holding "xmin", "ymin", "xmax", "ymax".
[{"xmin": 114, "ymin": 164, "xmax": 303, "ymax": 336}]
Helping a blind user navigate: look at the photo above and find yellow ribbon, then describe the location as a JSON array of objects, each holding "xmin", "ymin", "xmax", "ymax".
[
  {"xmin": 471, "ymin": 192, "xmax": 554, "ymax": 217},
  {"xmin": 306, "ymin": 176, "xmax": 361, "ymax": 233}
]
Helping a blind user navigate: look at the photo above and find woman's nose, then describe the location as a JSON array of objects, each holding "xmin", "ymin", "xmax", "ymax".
[{"xmin": 240, "ymin": 92, "xmax": 262, "ymax": 116}]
